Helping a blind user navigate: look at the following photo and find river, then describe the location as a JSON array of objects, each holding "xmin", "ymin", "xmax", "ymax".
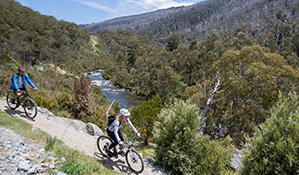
[{"xmin": 84, "ymin": 70, "xmax": 145, "ymax": 108}]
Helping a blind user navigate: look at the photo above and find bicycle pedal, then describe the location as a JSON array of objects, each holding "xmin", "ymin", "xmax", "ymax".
[{"xmin": 120, "ymin": 151, "xmax": 125, "ymax": 157}]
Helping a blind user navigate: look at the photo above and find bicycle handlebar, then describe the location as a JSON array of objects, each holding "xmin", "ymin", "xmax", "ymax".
[
  {"xmin": 124, "ymin": 135, "xmax": 139, "ymax": 144},
  {"xmin": 20, "ymin": 89, "xmax": 38, "ymax": 93}
]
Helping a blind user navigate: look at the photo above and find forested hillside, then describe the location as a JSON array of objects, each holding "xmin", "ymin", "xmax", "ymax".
[
  {"xmin": 0, "ymin": 0, "xmax": 112, "ymax": 74},
  {"xmin": 81, "ymin": 0, "xmax": 299, "ymax": 52}
]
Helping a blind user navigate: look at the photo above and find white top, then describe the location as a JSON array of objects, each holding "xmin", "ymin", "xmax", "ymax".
[
  {"xmin": 18, "ymin": 76, "xmax": 23, "ymax": 88},
  {"xmin": 107, "ymin": 118, "xmax": 138, "ymax": 144}
]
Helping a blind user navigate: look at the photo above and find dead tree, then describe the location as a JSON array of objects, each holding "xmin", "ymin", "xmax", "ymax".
[{"xmin": 197, "ymin": 71, "xmax": 223, "ymax": 135}]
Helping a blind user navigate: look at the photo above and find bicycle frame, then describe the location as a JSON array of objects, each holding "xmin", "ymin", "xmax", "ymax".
[
  {"xmin": 97, "ymin": 134, "xmax": 144, "ymax": 173},
  {"xmin": 117, "ymin": 135, "xmax": 139, "ymax": 155},
  {"xmin": 7, "ymin": 89, "xmax": 38, "ymax": 119},
  {"xmin": 18, "ymin": 89, "xmax": 36, "ymax": 105}
]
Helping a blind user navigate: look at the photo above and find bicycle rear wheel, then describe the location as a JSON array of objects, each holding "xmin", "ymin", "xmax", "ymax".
[
  {"xmin": 24, "ymin": 98, "xmax": 37, "ymax": 119},
  {"xmin": 6, "ymin": 91, "xmax": 18, "ymax": 109},
  {"xmin": 97, "ymin": 135, "xmax": 113, "ymax": 157},
  {"xmin": 125, "ymin": 149, "xmax": 144, "ymax": 174}
]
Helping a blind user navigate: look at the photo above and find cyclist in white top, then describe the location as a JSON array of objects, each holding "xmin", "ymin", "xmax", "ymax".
[{"xmin": 106, "ymin": 108, "xmax": 140, "ymax": 157}]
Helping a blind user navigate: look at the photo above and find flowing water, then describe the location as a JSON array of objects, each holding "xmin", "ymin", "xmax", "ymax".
[{"xmin": 84, "ymin": 70, "xmax": 145, "ymax": 108}]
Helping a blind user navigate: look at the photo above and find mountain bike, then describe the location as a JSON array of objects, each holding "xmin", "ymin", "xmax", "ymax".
[
  {"xmin": 6, "ymin": 89, "xmax": 38, "ymax": 119},
  {"xmin": 97, "ymin": 135, "xmax": 144, "ymax": 174}
]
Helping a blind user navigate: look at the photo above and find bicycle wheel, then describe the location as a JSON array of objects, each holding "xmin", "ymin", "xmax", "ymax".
[
  {"xmin": 125, "ymin": 149, "xmax": 144, "ymax": 174},
  {"xmin": 24, "ymin": 98, "xmax": 37, "ymax": 119},
  {"xmin": 97, "ymin": 135, "xmax": 113, "ymax": 157},
  {"xmin": 6, "ymin": 91, "xmax": 18, "ymax": 109}
]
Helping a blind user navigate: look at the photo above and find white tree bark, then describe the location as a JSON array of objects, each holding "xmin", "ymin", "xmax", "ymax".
[{"xmin": 198, "ymin": 72, "xmax": 222, "ymax": 135}]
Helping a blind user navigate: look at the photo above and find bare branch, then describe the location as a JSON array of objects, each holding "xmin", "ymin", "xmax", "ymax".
[{"xmin": 200, "ymin": 71, "xmax": 223, "ymax": 135}]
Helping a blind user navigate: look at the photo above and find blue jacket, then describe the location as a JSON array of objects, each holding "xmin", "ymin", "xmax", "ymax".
[{"xmin": 10, "ymin": 73, "xmax": 36, "ymax": 91}]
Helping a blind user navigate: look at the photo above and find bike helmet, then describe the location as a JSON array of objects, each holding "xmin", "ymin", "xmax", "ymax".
[
  {"xmin": 120, "ymin": 108, "xmax": 130, "ymax": 116},
  {"xmin": 18, "ymin": 67, "xmax": 26, "ymax": 72}
]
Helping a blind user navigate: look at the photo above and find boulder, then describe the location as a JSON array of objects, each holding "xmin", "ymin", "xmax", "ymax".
[{"xmin": 86, "ymin": 123, "xmax": 104, "ymax": 136}]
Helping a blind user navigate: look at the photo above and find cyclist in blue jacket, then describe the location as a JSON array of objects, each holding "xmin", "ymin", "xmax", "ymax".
[{"xmin": 10, "ymin": 67, "xmax": 37, "ymax": 104}]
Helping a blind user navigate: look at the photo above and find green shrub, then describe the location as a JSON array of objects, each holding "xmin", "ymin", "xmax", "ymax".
[
  {"xmin": 195, "ymin": 136, "xmax": 235, "ymax": 174},
  {"xmin": 45, "ymin": 136, "xmax": 57, "ymax": 151},
  {"xmin": 59, "ymin": 153, "xmax": 87, "ymax": 175},
  {"xmin": 153, "ymin": 99, "xmax": 234, "ymax": 174},
  {"xmin": 30, "ymin": 88, "xmax": 58, "ymax": 110},
  {"xmin": 54, "ymin": 92, "xmax": 72, "ymax": 110},
  {"xmin": 0, "ymin": 54, "xmax": 12, "ymax": 62},
  {"xmin": 102, "ymin": 72, "xmax": 112, "ymax": 79},
  {"xmin": 241, "ymin": 91, "xmax": 299, "ymax": 175},
  {"xmin": 92, "ymin": 85, "xmax": 109, "ymax": 106}
]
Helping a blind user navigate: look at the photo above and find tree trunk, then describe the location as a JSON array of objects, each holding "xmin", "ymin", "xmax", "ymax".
[
  {"xmin": 144, "ymin": 129, "xmax": 150, "ymax": 146},
  {"xmin": 199, "ymin": 72, "xmax": 221, "ymax": 135}
]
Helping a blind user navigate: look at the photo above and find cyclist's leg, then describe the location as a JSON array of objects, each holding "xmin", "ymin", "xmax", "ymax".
[
  {"xmin": 107, "ymin": 129, "xmax": 118, "ymax": 156},
  {"xmin": 11, "ymin": 89, "xmax": 20, "ymax": 104},
  {"xmin": 117, "ymin": 130, "xmax": 125, "ymax": 155},
  {"xmin": 118, "ymin": 129, "xmax": 124, "ymax": 142},
  {"xmin": 12, "ymin": 87, "xmax": 25, "ymax": 103},
  {"xmin": 12, "ymin": 87, "xmax": 25, "ymax": 99},
  {"xmin": 12, "ymin": 90, "xmax": 20, "ymax": 99}
]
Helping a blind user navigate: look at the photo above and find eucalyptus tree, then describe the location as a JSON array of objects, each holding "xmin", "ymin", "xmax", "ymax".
[
  {"xmin": 131, "ymin": 95, "xmax": 162, "ymax": 145},
  {"xmin": 166, "ymin": 32, "xmax": 180, "ymax": 52},
  {"xmin": 212, "ymin": 44, "xmax": 299, "ymax": 146},
  {"xmin": 186, "ymin": 44, "xmax": 299, "ymax": 147}
]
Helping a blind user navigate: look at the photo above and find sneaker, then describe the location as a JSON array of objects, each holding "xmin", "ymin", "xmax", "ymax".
[
  {"xmin": 10, "ymin": 99, "xmax": 15, "ymax": 104},
  {"xmin": 120, "ymin": 150, "xmax": 125, "ymax": 157},
  {"xmin": 105, "ymin": 149, "xmax": 114, "ymax": 158}
]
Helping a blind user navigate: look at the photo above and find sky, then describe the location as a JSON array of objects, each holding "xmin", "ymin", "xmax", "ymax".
[{"xmin": 14, "ymin": 0, "xmax": 205, "ymax": 25}]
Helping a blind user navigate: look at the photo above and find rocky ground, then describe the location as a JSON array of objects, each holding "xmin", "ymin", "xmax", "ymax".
[{"xmin": 0, "ymin": 127, "xmax": 67, "ymax": 175}]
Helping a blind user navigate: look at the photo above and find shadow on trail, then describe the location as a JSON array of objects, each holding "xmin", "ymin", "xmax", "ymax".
[
  {"xmin": 3, "ymin": 105, "xmax": 35, "ymax": 121},
  {"xmin": 94, "ymin": 152, "xmax": 137, "ymax": 175}
]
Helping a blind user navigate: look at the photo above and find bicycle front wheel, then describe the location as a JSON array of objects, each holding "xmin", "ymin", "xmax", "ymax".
[
  {"xmin": 125, "ymin": 149, "xmax": 144, "ymax": 174},
  {"xmin": 24, "ymin": 98, "xmax": 37, "ymax": 119},
  {"xmin": 97, "ymin": 135, "xmax": 113, "ymax": 157},
  {"xmin": 6, "ymin": 91, "xmax": 18, "ymax": 109}
]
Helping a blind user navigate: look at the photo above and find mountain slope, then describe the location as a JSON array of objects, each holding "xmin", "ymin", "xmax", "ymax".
[{"xmin": 80, "ymin": 0, "xmax": 299, "ymax": 44}]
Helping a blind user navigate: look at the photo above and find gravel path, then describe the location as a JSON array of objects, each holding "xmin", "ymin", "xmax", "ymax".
[{"xmin": 0, "ymin": 97, "xmax": 167, "ymax": 175}]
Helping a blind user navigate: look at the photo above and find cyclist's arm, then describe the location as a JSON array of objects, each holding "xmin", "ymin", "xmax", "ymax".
[
  {"xmin": 113, "ymin": 121, "xmax": 123, "ymax": 144},
  {"xmin": 24, "ymin": 74, "xmax": 36, "ymax": 88},
  {"xmin": 12, "ymin": 74, "xmax": 20, "ymax": 90},
  {"xmin": 127, "ymin": 118, "xmax": 138, "ymax": 134}
]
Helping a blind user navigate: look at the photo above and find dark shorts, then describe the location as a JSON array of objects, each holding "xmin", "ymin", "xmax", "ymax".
[
  {"xmin": 107, "ymin": 128, "xmax": 124, "ymax": 150},
  {"xmin": 14, "ymin": 87, "xmax": 26, "ymax": 92}
]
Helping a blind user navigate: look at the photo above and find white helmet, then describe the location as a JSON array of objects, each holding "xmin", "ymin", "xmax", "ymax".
[{"xmin": 120, "ymin": 108, "xmax": 130, "ymax": 116}]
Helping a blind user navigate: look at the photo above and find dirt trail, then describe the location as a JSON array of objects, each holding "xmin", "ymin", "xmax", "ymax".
[{"xmin": 0, "ymin": 97, "xmax": 166, "ymax": 175}]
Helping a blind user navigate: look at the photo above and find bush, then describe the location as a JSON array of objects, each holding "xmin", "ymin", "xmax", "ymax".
[
  {"xmin": 59, "ymin": 154, "xmax": 86, "ymax": 175},
  {"xmin": 30, "ymin": 88, "xmax": 58, "ymax": 110},
  {"xmin": 195, "ymin": 136, "xmax": 235, "ymax": 174},
  {"xmin": 153, "ymin": 99, "xmax": 234, "ymax": 174},
  {"xmin": 54, "ymin": 92, "xmax": 72, "ymax": 110},
  {"xmin": 69, "ymin": 74, "xmax": 95, "ymax": 119},
  {"xmin": 241, "ymin": 91, "xmax": 299, "ymax": 175},
  {"xmin": 45, "ymin": 136, "xmax": 57, "ymax": 151}
]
